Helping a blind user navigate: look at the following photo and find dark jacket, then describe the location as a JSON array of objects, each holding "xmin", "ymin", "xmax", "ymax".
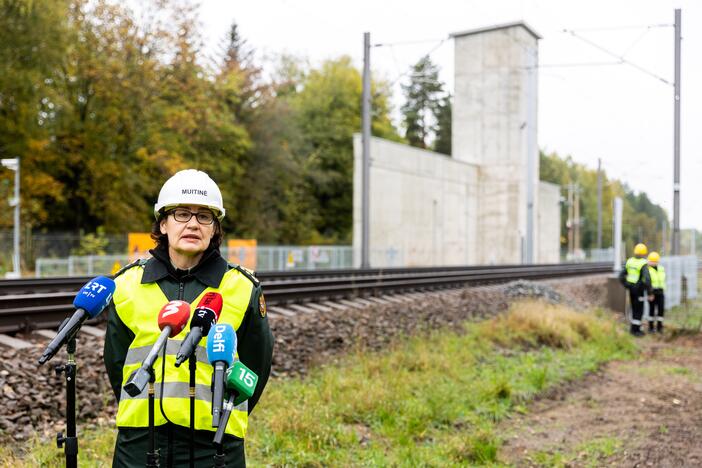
[{"xmin": 103, "ymin": 245, "xmax": 274, "ymax": 468}]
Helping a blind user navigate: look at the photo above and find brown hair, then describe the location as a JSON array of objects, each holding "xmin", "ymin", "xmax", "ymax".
[{"xmin": 150, "ymin": 209, "xmax": 223, "ymax": 250}]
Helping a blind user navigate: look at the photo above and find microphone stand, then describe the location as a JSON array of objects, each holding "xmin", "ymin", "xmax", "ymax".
[
  {"xmin": 212, "ymin": 393, "xmax": 238, "ymax": 468},
  {"xmin": 189, "ymin": 354, "xmax": 196, "ymax": 468},
  {"xmin": 55, "ymin": 327, "xmax": 78, "ymax": 468},
  {"xmin": 146, "ymin": 368, "xmax": 160, "ymax": 468}
]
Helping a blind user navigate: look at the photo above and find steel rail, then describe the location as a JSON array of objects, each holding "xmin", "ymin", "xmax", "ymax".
[
  {"xmin": 0, "ymin": 263, "xmax": 611, "ymax": 334},
  {"xmin": 0, "ymin": 262, "xmax": 606, "ymax": 295}
]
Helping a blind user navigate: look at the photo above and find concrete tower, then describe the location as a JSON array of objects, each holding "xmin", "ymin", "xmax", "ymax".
[{"xmin": 451, "ymin": 22, "xmax": 541, "ymax": 264}]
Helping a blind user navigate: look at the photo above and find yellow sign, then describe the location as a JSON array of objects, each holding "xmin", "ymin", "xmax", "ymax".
[
  {"xmin": 128, "ymin": 233, "xmax": 156, "ymax": 262},
  {"xmin": 227, "ymin": 239, "xmax": 257, "ymax": 270}
]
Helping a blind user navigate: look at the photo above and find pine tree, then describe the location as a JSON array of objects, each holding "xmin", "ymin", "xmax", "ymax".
[
  {"xmin": 400, "ymin": 55, "xmax": 443, "ymax": 149},
  {"xmin": 433, "ymin": 94, "xmax": 452, "ymax": 155}
]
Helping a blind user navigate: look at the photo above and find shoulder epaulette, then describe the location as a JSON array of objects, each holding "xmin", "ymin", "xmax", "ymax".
[
  {"xmin": 229, "ymin": 263, "xmax": 260, "ymax": 287},
  {"xmin": 113, "ymin": 258, "xmax": 149, "ymax": 279}
]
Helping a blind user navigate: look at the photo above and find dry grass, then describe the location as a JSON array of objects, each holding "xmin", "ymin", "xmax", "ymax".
[{"xmin": 479, "ymin": 300, "xmax": 611, "ymax": 350}]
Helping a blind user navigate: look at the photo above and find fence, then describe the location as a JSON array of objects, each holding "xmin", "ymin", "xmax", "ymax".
[
  {"xmin": 35, "ymin": 246, "xmax": 363, "ymax": 277},
  {"xmin": 657, "ymin": 255, "xmax": 698, "ymax": 308}
]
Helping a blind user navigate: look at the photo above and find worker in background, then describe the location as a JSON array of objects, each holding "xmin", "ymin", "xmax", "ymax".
[
  {"xmin": 647, "ymin": 251, "xmax": 666, "ymax": 333},
  {"xmin": 618, "ymin": 243, "xmax": 652, "ymax": 337}
]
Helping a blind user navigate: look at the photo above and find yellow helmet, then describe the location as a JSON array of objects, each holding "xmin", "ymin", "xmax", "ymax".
[
  {"xmin": 634, "ymin": 243, "xmax": 648, "ymax": 256},
  {"xmin": 648, "ymin": 251, "xmax": 660, "ymax": 263}
]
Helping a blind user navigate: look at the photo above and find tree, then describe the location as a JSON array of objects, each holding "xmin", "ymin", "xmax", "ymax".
[
  {"xmin": 285, "ymin": 56, "xmax": 401, "ymax": 242},
  {"xmin": 540, "ymin": 150, "xmax": 670, "ymax": 256},
  {"xmin": 433, "ymin": 94, "xmax": 452, "ymax": 155},
  {"xmin": 400, "ymin": 55, "xmax": 443, "ymax": 149},
  {"xmin": 0, "ymin": 0, "xmax": 71, "ymax": 230},
  {"xmin": 0, "ymin": 1, "xmax": 403, "ymax": 252}
]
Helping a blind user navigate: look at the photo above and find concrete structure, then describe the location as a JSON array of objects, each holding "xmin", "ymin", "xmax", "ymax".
[
  {"xmin": 453, "ymin": 22, "xmax": 542, "ymax": 264},
  {"xmin": 353, "ymin": 22, "xmax": 561, "ymax": 266},
  {"xmin": 537, "ymin": 181, "xmax": 561, "ymax": 263},
  {"xmin": 353, "ymin": 136, "xmax": 479, "ymax": 266}
]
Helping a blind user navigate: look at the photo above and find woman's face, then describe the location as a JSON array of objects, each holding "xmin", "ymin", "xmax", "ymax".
[{"xmin": 160, "ymin": 204, "xmax": 216, "ymax": 256}]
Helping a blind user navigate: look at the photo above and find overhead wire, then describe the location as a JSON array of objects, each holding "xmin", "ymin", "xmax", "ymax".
[
  {"xmin": 563, "ymin": 29, "xmax": 672, "ymax": 86},
  {"xmin": 567, "ymin": 23, "xmax": 672, "ymax": 32}
]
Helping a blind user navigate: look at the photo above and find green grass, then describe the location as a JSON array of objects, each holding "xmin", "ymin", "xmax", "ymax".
[
  {"xmin": 245, "ymin": 301, "xmax": 633, "ymax": 466},
  {"xmin": 531, "ymin": 436, "xmax": 622, "ymax": 468},
  {"xmin": 0, "ymin": 424, "xmax": 116, "ymax": 467},
  {"xmin": 667, "ymin": 277, "xmax": 702, "ymax": 333},
  {"xmin": 4, "ymin": 300, "xmax": 634, "ymax": 467}
]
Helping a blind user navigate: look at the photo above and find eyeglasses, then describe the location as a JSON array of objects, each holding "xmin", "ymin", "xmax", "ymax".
[{"xmin": 169, "ymin": 208, "xmax": 215, "ymax": 225}]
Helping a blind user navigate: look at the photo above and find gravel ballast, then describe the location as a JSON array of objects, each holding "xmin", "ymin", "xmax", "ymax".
[{"xmin": 0, "ymin": 274, "xmax": 609, "ymax": 442}]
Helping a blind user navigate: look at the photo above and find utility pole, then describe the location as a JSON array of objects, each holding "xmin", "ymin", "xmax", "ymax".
[
  {"xmin": 596, "ymin": 158, "xmax": 602, "ymax": 249},
  {"xmin": 361, "ymin": 32, "xmax": 371, "ymax": 268},
  {"xmin": 1, "ymin": 158, "xmax": 20, "ymax": 278},
  {"xmin": 525, "ymin": 47, "xmax": 537, "ymax": 264},
  {"xmin": 672, "ymin": 8, "xmax": 682, "ymax": 255},
  {"xmin": 574, "ymin": 185, "xmax": 581, "ymax": 257},
  {"xmin": 567, "ymin": 184, "xmax": 574, "ymax": 257},
  {"xmin": 661, "ymin": 219, "xmax": 667, "ymax": 255},
  {"xmin": 613, "ymin": 197, "xmax": 623, "ymax": 272}
]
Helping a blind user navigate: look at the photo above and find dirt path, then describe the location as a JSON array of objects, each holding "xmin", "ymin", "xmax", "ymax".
[{"xmin": 500, "ymin": 333, "xmax": 702, "ymax": 467}]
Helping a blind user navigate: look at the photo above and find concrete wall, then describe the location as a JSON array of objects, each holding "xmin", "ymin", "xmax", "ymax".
[
  {"xmin": 352, "ymin": 23, "xmax": 560, "ymax": 267},
  {"xmin": 452, "ymin": 24, "xmax": 540, "ymax": 264},
  {"xmin": 537, "ymin": 181, "xmax": 561, "ymax": 263},
  {"xmin": 353, "ymin": 135, "xmax": 479, "ymax": 266}
]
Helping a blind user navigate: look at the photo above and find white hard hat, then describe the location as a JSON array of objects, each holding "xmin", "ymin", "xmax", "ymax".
[{"xmin": 154, "ymin": 169, "xmax": 225, "ymax": 219}]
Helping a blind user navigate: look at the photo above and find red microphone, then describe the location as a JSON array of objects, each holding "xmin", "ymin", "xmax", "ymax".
[
  {"xmin": 123, "ymin": 300, "xmax": 191, "ymax": 397},
  {"xmin": 174, "ymin": 292, "xmax": 223, "ymax": 367},
  {"xmin": 158, "ymin": 300, "xmax": 191, "ymax": 337}
]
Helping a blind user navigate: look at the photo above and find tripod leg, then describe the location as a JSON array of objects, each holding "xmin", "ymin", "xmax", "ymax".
[{"xmin": 146, "ymin": 371, "xmax": 160, "ymax": 468}]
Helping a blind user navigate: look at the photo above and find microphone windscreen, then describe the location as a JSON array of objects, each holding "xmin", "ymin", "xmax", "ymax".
[
  {"xmin": 158, "ymin": 300, "xmax": 191, "ymax": 337},
  {"xmin": 195, "ymin": 292, "xmax": 223, "ymax": 319},
  {"xmin": 206, "ymin": 323, "xmax": 236, "ymax": 365},
  {"xmin": 73, "ymin": 276, "xmax": 116, "ymax": 318},
  {"xmin": 190, "ymin": 308, "xmax": 217, "ymax": 334}
]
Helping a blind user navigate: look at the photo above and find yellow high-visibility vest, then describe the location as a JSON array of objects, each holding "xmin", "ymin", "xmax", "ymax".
[
  {"xmin": 649, "ymin": 265, "xmax": 666, "ymax": 290},
  {"xmin": 113, "ymin": 265, "xmax": 254, "ymax": 438},
  {"xmin": 625, "ymin": 257, "xmax": 647, "ymax": 285}
]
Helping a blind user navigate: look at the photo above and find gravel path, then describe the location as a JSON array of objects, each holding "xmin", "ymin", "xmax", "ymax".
[{"xmin": 499, "ymin": 334, "xmax": 702, "ymax": 467}]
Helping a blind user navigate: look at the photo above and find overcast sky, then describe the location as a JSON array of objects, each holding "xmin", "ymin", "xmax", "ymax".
[{"xmin": 197, "ymin": 0, "xmax": 699, "ymax": 230}]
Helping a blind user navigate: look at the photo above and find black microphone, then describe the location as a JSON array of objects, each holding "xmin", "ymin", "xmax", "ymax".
[
  {"xmin": 38, "ymin": 276, "xmax": 116, "ymax": 365},
  {"xmin": 174, "ymin": 292, "xmax": 223, "ymax": 367}
]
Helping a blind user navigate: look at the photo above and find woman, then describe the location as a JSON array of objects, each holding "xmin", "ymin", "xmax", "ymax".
[{"xmin": 104, "ymin": 169, "xmax": 273, "ymax": 467}]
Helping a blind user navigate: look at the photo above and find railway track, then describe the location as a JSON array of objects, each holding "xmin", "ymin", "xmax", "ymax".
[{"xmin": 0, "ymin": 263, "xmax": 612, "ymax": 334}]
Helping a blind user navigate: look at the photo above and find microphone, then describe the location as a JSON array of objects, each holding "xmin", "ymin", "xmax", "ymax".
[
  {"xmin": 225, "ymin": 361, "xmax": 258, "ymax": 407},
  {"xmin": 213, "ymin": 362, "xmax": 258, "ymax": 448},
  {"xmin": 174, "ymin": 292, "xmax": 223, "ymax": 367},
  {"xmin": 122, "ymin": 300, "xmax": 190, "ymax": 397},
  {"xmin": 38, "ymin": 276, "xmax": 116, "ymax": 365},
  {"xmin": 206, "ymin": 323, "xmax": 236, "ymax": 427}
]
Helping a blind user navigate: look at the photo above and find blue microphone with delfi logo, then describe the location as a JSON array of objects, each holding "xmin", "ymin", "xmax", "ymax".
[
  {"xmin": 207, "ymin": 323, "xmax": 236, "ymax": 427},
  {"xmin": 38, "ymin": 276, "xmax": 115, "ymax": 364}
]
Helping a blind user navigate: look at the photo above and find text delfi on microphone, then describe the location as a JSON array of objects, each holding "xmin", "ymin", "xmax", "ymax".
[
  {"xmin": 73, "ymin": 276, "xmax": 116, "ymax": 317},
  {"xmin": 207, "ymin": 323, "xmax": 236, "ymax": 362}
]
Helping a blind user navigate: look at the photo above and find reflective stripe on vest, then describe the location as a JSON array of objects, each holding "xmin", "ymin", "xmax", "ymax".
[
  {"xmin": 113, "ymin": 265, "xmax": 253, "ymax": 437},
  {"xmin": 625, "ymin": 257, "xmax": 647, "ymax": 284},
  {"xmin": 649, "ymin": 265, "xmax": 666, "ymax": 290}
]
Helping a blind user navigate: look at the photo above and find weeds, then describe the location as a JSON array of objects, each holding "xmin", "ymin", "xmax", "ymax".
[{"xmin": 9, "ymin": 300, "xmax": 633, "ymax": 467}]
